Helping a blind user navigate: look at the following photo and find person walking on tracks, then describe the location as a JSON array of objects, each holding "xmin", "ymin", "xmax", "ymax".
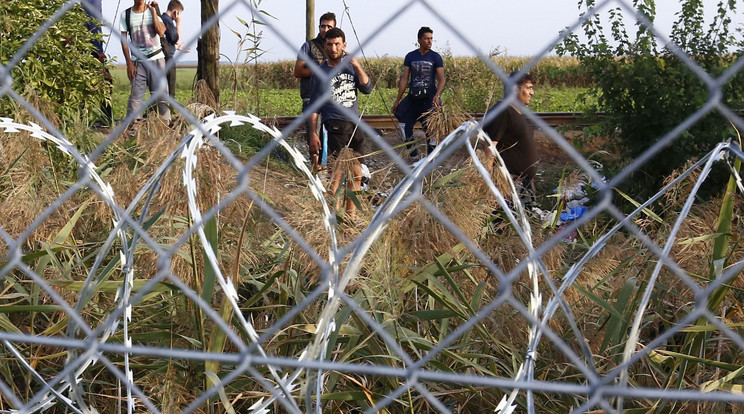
[{"xmin": 482, "ymin": 71, "xmax": 538, "ymax": 203}]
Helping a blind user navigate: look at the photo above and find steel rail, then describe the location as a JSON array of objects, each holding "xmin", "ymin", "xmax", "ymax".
[{"xmin": 260, "ymin": 112, "xmax": 595, "ymax": 131}]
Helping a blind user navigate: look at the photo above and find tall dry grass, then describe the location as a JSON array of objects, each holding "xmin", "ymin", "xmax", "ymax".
[{"xmin": 2, "ymin": 106, "xmax": 744, "ymax": 412}]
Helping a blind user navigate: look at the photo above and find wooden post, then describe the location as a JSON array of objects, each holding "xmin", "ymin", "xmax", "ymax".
[
  {"xmin": 306, "ymin": 0, "xmax": 314, "ymax": 41},
  {"xmin": 197, "ymin": 0, "xmax": 220, "ymax": 105}
]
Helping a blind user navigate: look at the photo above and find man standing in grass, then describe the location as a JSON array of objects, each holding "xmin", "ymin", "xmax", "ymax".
[
  {"xmin": 295, "ymin": 12, "xmax": 336, "ymax": 170},
  {"xmin": 482, "ymin": 72, "xmax": 537, "ymax": 203},
  {"xmin": 308, "ymin": 27, "xmax": 373, "ymax": 221},
  {"xmin": 120, "ymin": 0, "xmax": 171, "ymax": 124},
  {"xmin": 392, "ymin": 26, "xmax": 446, "ymax": 161},
  {"xmin": 159, "ymin": 0, "xmax": 187, "ymax": 99}
]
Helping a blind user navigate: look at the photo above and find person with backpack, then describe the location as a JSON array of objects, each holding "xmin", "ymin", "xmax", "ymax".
[{"xmin": 119, "ymin": 0, "xmax": 171, "ymax": 124}]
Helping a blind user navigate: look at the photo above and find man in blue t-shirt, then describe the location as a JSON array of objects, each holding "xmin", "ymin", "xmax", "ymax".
[
  {"xmin": 392, "ymin": 26, "xmax": 446, "ymax": 160},
  {"xmin": 308, "ymin": 27, "xmax": 373, "ymax": 220},
  {"xmin": 82, "ymin": 0, "xmax": 113, "ymax": 126}
]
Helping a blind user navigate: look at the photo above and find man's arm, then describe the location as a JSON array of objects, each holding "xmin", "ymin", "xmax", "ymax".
[
  {"xmin": 149, "ymin": 3, "xmax": 166, "ymax": 36},
  {"xmin": 348, "ymin": 55, "xmax": 370, "ymax": 92},
  {"xmin": 392, "ymin": 66, "xmax": 410, "ymax": 113},
  {"xmin": 294, "ymin": 42, "xmax": 314, "ymax": 78},
  {"xmin": 175, "ymin": 12, "xmax": 182, "ymax": 44},
  {"xmin": 163, "ymin": 15, "xmax": 178, "ymax": 44},
  {"xmin": 120, "ymin": 32, "xmax": 136, "ymax": 81},
  {"xmin": 294, "ymin": 59, "xmax": 313, "ymax": 79},
  {"xmin": 433, "ymin": 66, "xmax": 445, "ymax": 106},
  {"xmin": 308, "ymin": 112, "xmax": 321, "ymax": 157}
]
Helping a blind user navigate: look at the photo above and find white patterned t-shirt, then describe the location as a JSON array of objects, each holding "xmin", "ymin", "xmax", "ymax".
[{"xmin": 119, "ymin": 8, "xmax": 164, "ymax": 61}]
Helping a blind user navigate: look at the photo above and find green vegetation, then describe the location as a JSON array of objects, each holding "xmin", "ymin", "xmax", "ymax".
[
  {"xmin": 0, "ymin": 0, "xmax": 111, "ymax": 124},
  {"xmin": 2, "ymin": 113, "xmax": 742, "ymax": 412},
  {"xmin": 557, "ymin": 0, "xmax": 744, "ymax": 197},
  {"xmin": 110, "ymin": 56, "xmax": 596, "ymax": 119}
]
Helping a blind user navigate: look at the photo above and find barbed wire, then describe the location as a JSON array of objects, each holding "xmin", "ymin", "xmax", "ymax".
[{"xmin": 2, "ymin": 0, "xmax": 744, "ymax": 413}]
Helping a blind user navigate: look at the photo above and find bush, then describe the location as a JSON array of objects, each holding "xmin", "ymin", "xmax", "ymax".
[
  {"xmin": 556, "ymin": 0, "xmax": 744, "ymax": 195},
  {"xmin": 0, "ymin": 0, "xmax": 111, "ymax": 123}
]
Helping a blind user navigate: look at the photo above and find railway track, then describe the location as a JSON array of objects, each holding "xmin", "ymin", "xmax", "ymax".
[{"xmin": 261, "ymin": 112, "xmax": 594, "ymax": 131}]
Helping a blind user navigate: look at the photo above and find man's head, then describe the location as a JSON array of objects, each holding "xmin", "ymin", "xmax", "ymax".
[
  {"xmin": 319, "ymin": 12, "xmax": 336, "ymax": 39},
  {"xmin": 324, "ymin": 27, "xmax": 347, "ymax": 61},
  {"xmin": 167, "ymin": 0, "xmax": 184, "ymax": 12},
  {"xmin": 505, "ymin": 72, "xmax": 535, "ymax": 105},
  {"xmin": 417, "ymin": 27, "xmax": 433, "ymax": 52}
]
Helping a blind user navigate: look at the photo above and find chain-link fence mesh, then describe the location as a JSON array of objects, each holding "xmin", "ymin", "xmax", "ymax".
[{"xmin": 2, "ymin": 0, "xmax": 744, "ymax": 412}]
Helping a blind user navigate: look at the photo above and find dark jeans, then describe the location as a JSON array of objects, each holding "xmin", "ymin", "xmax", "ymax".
[{"xmin": 394, "ymin": 95, "xmax": 435, "ymax": 156}]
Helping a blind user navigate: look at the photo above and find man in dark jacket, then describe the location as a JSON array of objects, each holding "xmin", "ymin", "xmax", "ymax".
[
  {"xmin": 294, "ymin": 12, "xmax": 336, "ymax": 170},
  {"xmin": 160, "ymin": 0, "xmax": 186, "ymax": 98}
]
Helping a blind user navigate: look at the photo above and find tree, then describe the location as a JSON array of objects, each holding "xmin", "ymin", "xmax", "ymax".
[
  {"xmin": 556, "ymin": 0, "xmax": 744, "ymax": 195},
  {"xmin": 197, "ymin": 0, "xmax": 220, "ymax": 105},
  {"xmin": 305, "ymin": 0, "xmax": 315, "ymax": 41}
]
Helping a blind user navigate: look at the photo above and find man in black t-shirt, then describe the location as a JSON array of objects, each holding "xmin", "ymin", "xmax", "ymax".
[{"xmin": 482, "ymin": 72, "xmax": 537, "ymax": 200}]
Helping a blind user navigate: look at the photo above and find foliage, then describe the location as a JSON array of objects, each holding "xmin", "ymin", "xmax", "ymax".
[
  {"xmin": 226, "ymin": 0, "xmax": 276, "ymax": 112},
  {"xmin": 555, "ymin": 0, "xmax": 744, "ymax": 195},
  {"xmin": 111, "ymin": 68, "xmax": 592, "ymax": 118},
  {"xmin": 0, "ymin": 0, "xmax": 111, "ymax": 124}
]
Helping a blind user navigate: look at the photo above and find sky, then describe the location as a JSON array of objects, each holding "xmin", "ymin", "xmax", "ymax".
[{"xmin": 99, "ymin": 0, "xmax": 740, "ymax": 64}]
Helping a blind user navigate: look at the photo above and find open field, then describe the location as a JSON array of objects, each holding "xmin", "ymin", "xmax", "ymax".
[{"xmin": 110, "ymin": 65, "xmax": 594, "ymax": 119}]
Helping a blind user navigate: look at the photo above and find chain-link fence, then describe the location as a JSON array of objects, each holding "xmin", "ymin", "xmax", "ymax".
[{"xmin": 2, "ymin": 0, "xmax": 744, "ymax": 412}]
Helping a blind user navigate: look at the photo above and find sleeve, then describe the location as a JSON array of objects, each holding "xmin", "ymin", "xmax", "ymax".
[
  {"xmin": 308, "ymin": 73, "xmax": 322, "ymax": 110},
  {"xmin": 358, "ymin": 76, "xmax": 373, "ymax": 95},
  {"xmin": 434, "ymin": 52, "xmax": 444, "ymax": 68},
  {"xmin": 119, "ymin": 10, "xmax": 128, "ymax": 32},
  {"xmin": 483, "ymin": 106, "xmax": 509, "ymax": 142},
  {"xmin": 296, "ymin": 41, "xmax": 311, "ymax": 61},
  {"xmin": 163, "ymin": 15, "xmax": 179, "ymax": 44},
  {"xmin": 403, "ymin": 51, "xmax": 415, "ymax": 68}
]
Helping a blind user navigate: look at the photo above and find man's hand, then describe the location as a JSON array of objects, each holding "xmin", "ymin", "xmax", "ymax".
[
  {"xmin": 126, "ymin": 61, "xmax": 137, "ymax": 81},
  {"xmin": 345, "ymin": 51, "xmax": 361, "ymax": 69},
  {"xmin": 309, "ymin": 130, "xmax": 321, "ymax": 157}
]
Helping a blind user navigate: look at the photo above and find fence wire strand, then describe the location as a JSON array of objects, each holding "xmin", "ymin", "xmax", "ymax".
[{"xmin": 2, "ymin": 0, "xmax": 744, "ymax": 412}]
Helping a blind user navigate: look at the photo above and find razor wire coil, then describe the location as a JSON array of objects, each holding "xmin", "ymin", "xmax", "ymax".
[{"xmin": 2, "ymin": 0, "xmax": 744, "ymax": 413}]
